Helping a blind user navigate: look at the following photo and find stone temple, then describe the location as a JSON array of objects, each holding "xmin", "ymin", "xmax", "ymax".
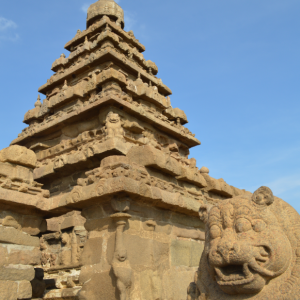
[{"xmin": 1, "ymin": 0, "xmax": 299, "ymax": 299}]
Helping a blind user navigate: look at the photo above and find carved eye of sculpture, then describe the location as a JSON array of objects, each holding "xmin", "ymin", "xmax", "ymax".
[
  {"xmin": 252, "ymin": 219, "xmax": 267, "ymax": 232},
  {"xmin": 236, "ymin": 218, "xmax": 252, "ymax": 233},
  {"xmin": 210, "ymin": 225, "xmax": 221, "ymax": 239}
]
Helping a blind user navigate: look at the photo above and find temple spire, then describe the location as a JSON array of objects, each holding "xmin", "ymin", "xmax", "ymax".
[{"xmin": 86, "ymin": 0, "xmax": 124, "ymax": 29}]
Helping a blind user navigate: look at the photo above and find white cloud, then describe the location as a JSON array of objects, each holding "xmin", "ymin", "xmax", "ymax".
[
  {"xmin": 266, "ymin": 174, "xmax": 300, "ymax": 196},
  {"xmin": 0, "ymin": 33, "xmax": 19, "ymax": 42},
  {"xmin": 0, "ymin": 17, "xmax": 18, "ymax": 43},
  {"xmin": 124, "ymin": 11, "xmax": 137, "ymax": 31},
  {"xmin": 0, "ymin": 17, "xmax": 17, "ymax": 32},
  {"xmin": 81, "ymin": 3, "xmax": 90, "ymax": 13}
]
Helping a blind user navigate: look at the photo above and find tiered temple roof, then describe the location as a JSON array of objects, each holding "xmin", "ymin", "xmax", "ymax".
[{"xmin": 1, "ymin": 1, "xmax": 252, "ymax": 299}]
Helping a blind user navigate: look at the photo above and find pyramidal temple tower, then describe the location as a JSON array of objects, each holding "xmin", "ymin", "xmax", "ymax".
[{"xmin": 0, "ymin": 1, "xmax": 251, "ymax": 299}]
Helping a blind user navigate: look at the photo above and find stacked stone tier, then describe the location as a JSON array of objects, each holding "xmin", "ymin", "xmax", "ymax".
[
  {"xmin": 64, "ymin": 16, "xmax": 145, "ymax": 53},
  {"xmin": 38, "ymin": 44, "xmax": 168, "ymax": 96},
  {"xmin": 39, "ymin": 18, "xmax": 164, "ymax": 96},
  {"xmin": 14, "ymin": 94, "xmax": 199, "ymax": 147}
]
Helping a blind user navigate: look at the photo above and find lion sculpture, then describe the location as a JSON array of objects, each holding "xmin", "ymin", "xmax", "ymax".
[
  {"xmin": 105, "ymin": 111, "xmax": 124, "ymax": 138},
  {"xmin": 194, "ymin": 186, "xmax": 300, "ymax": 300}
]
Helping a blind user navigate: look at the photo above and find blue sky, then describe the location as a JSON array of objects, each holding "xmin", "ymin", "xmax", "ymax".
[{"xmin": 0, "ymin": 0, "xmax": 299, "ymax": 212}]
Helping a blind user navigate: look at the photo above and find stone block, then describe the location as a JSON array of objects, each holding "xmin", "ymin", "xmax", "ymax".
[
  {"xmin": 173, "ymin": 226, "xmax": 205, "ymax": 241},
  {"xmin": 0, "ymin": 145, "xmax": 36, "ymax": 168},
  {"xmin": 80, "ymin": 237, "xmax": 103, "ymax": 266},
  {"xmin": 6, "ymin": 245, "xmax": 41, "ymax": 266},
  {"xmin": 0, "ymin": 280, "xmax": 18, "ymax": 300},
  {"xmin": 153, "ymin": 240, "xmax": 170, "ymax": 270},
  {"xmin": 33, "ymin": 163, "xmax": 54, "ymax": 180},
  {"xmin": 46, "ymin": 215, "xmax": 64, "ymax": 232},
  {"xmin": 171, "ymin": 239, "xmax": 191, "ymax": 267},
  {"xmin": 140, "ymin": 270, "xmax": 162, "ymax": 300},
  {"xmin": 0, "ymin": 247, "xmax": 7, "ymax": 266},
  {"xmin": 171, "ymin": 240, "xmax": 203, "ymax": 267},
  {"xmin": 82, "ymin": 204, "xmax": 106, "ymax": 220},
  {"xmin": 171, "ymin": 212, "xmax": 204, "ymax": 229},
  {"xmin": 21, "ymin": 215, "xmax": 46, "ymax": 236},
  {"xmin": 17, "ymin": 280, "xmax": 32, "ymax": 299},
  {"xmin": 78, "ymin": 271, "xmax": 117, "ymax": 300},
  {"xmin": 127, "ymin": 145, "xmax": 182, "ymax": 176},
  {"xmin": 162, "ymin": 269, "xmax": 195, "ymax": 300},
  {"xmin": 107, "ymin": 233, "xmax": 169, "ymax": 272},
  {"xmin": 0, "ymin": 226, "xmax": 40, "ymax": 247},
  {"xmin": 0, "ymin": 264, "xmax": 35, "ymax": 281},
  {"xmin": 0, "ymin": 162, "xmax": 33, "ymax": 183},
  {"xmin": 84, "ymin": 217, "xmax": 113, "ymax": 232},
  {"xmin": 60, "ymin": 211, "xmax": 86, "ymax": 230}
]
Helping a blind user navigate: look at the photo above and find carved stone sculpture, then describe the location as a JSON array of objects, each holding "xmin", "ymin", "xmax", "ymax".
[
  {"xmin": 105, "ymin": 111, "xmax": 124, "ymax": 138},
  {"xmin": 111, "ymin": 196, "xmax": 132, "ymax": 300},
  {"xmin": 3, "ymin": 0, "xmax": 297, "ymax": 299},
  {"xmin": 196, "ymin": 186, "xmax": 300, "ymax": 299}
]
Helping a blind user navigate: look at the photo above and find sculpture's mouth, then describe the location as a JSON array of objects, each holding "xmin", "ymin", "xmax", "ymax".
[
  {"xmin": 110, "ymin": 119, "xmax": 119, "ymax": 123},
  {"xmin": 215, "ymin": 263, "xmax": 254, "ymax": 286}
]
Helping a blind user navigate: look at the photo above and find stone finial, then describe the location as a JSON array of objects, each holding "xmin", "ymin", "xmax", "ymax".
[
  {"xmin": 127, "ymin": 30, "xmax": 135, "ymax": 38},
  {"xmin": 136, "ymin": 72, "xmax": 143, "ymax": 84},
  {"xmin": 86, "ymin": 0, "xmax": 124, "ymax": 29},
  {"xmin": 60, "ymin": 53, "xmax": 66, "ymax": 58},
  {"xmin": 200, "ymin": 166, "xmax": 209, "ymax": 174},
  {"xmin": 62, "ymin": 80, "xmax": 68, "ymax": 90},
  {"xmin": 34, "ymin": 95, "xmax": 42, "ymax": 108}
]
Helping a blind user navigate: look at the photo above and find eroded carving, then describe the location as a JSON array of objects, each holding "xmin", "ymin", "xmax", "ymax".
[
  {"xmin": 195, "ymin": 186, "xmax": 300, "ymax": 299},
  {"xmin": 110, "ymin": 196, "xmax": 132, "ymax": 300},
  {"xmin": 104, "ymin": 111, "xmax": 124, "ymax": 139}
]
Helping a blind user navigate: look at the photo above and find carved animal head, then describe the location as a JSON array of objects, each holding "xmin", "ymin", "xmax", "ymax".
[
  {"xmin": 106, "ymin": 112, "xmax": 121, "ymax": 124},
  {"xmin": 115, "ymin": 248, "xmax": 127, "ymax": 262},
  {"xmin": 197, "ymin": 187, "xmax": 300, "ymax": 299}
]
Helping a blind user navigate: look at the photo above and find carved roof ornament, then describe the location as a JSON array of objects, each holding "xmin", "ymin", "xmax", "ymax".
[
  {"xmin": 34, "ymin": 95, "xmax": 42, "ymax": 108},
  {"xmin": 86, "ymin": 0, "xmax": 125, "ymax": 29}
]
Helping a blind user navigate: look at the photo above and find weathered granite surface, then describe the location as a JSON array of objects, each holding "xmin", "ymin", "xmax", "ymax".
[
  {"xmin": 193, "ymin": 187, "xmax": 300, "ymax": 300},
  {"xmin": 1, "ymin": 0, "xmax": 298, "ymax": 299}
]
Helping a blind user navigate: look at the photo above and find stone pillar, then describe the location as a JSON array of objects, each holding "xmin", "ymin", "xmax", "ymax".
[{"xmin": 110, "ymin": 195, "xmax": 132, "ymax": 300}]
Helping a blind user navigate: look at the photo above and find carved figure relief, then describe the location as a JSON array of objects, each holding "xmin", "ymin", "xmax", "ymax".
[
  {"xmin": 110, "ymin": 195, "xmax": 133, "ymax": 300},
  {"xmin": 196, "ymin": 186, "xmax": 300, "ymax": 299},
  {"xmin": 104, "ymin": 111, "xmax": 124, "ymax": 138}
]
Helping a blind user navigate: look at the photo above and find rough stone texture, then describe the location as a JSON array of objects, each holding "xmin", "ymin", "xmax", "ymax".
[
  {"xmin": 196, "ymin": 186, "xmax": 300, "ymax": 299},
  {"xmin": 0, "ymin": 280, "xmax": 18, "ymax": 300},
  {"xmin": 80, "ymin": 237, "xmax": 103, "ymax": 265},
  {"xmin": 17, "ymin": 280, "xmax": 32, "ymax": 299},
  {"xmin": 0, "ymin": 245, "xmax": 41, "ymax": 266},
  {"xmin": 0, "ymin": 145, "xmax": 36, "ymax": 168},
  {"xmin": 0, "ymin": 226, "xmax": 40, "ymax": 247},
  {"xmin": 78, "ymin": 271, "xmax": 118, "ymax": 300},
  {"xmin": 0, "ymin": 264, "xmax": 35, "ymax": 281},
  {"xmin": 171, "ymin": 239, "xmax": 204, "ymax": 267},
  {"xmin": 0, "ymin": 0, "xmax": 298, "ymax": 299}
]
